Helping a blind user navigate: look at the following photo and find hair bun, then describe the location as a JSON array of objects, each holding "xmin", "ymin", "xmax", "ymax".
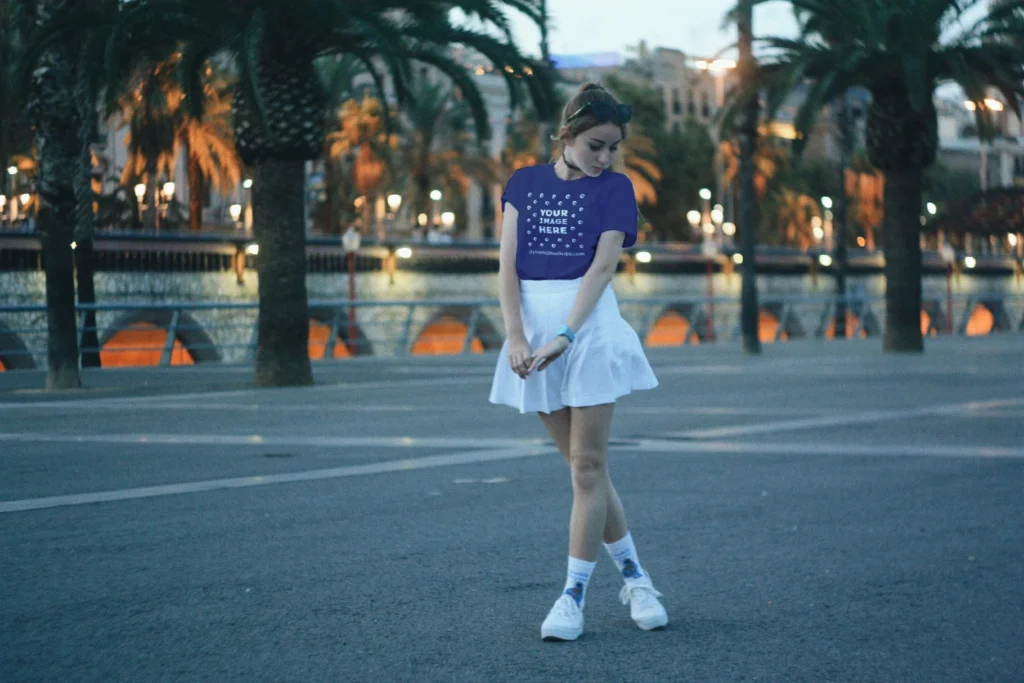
[{"xmin": 578, "ymin": 82, "xmax": 606, "ymax": 94}]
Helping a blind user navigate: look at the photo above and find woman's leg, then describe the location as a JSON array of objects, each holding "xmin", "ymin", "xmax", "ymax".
[
  {"xmin": 566, "ymin": 403, "xmax": 615, "ymax": 561},
  {"xmin": 539, "ymin": 407, "xmax": 627, "ymax": 544}
]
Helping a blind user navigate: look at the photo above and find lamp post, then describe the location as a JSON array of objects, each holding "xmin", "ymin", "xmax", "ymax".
[
  {"xmin": 695, "ymin": 59, "xmax": 737, "ymax": 213},
  {"xmin": 342, "ymin": 226, "xmax": 361, "ymax": 354},
  {"xmin": 386, "ymin": 193, "xmax": 403, "ymax": 241},
  {"xmin": 687, "ymin": 210, "xmax": 702, "ymax": 240},
  {"xmin": 821, "ymin": 196, "xmax": 833, "ymax": 251},
  {"xmin": 441, "ymin": 211, "xmax": 455, "ymax": 241},
  {"xmin": 429, "ymin": 189, "xmax": 442, "ymax": 227},
  {"xmin": 134, "ymin": 183, "xmax": 146, "ymax": 229},
  {"xmin": 940, "ymin": 241, "xmax": 956, "ymax": 334},
  {"xmin": 160, "ymin": 181, "xmax": 175, "ymax": 231},
  {"xmin": 5, "ymin": 166, "xmax": 16, "ymax": 224},
  {"xmin": 242, "ymin": 178, "xmax": 253, "ymax": 230},
  {"xmin": 965, "ymin": 98, "xmax": 1004, "ymax": 192},
  {"xmin": 701, "ymin": 237, "xmax": 719, "ymax": 342},
  {"xmin": 229, "ymin": 203, "xmax": 243, "ymax": 229},
  {"xmin": 711, "ymin": 204, "xmax": 724, "ymax": 245}
]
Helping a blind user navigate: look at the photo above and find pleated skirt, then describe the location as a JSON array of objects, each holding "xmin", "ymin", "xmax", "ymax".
[{"xmin": 489, "ymin": 277, "xmax": 659, "ymax": 414}]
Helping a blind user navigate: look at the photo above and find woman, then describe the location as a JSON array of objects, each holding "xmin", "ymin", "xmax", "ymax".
[{"xmin": 489, "ymin": 82, "xmax": 667, "ymax": 641}]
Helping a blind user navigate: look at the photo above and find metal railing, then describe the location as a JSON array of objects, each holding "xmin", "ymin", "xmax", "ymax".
[{"xmin": 1, "ymin": 293, "xmax": 1022, "ymax": 371}]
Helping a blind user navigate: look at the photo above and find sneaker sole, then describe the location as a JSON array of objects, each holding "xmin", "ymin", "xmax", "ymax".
[
  {"xmin": 541, "ymin": 626, "xmax": 583, "ymax": 641},
  {"xmin": 635, "ymin": 613, "xmax": 669, "ymax": 631}
]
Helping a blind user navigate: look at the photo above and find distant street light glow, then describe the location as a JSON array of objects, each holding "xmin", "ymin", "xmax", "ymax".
[
  {"xmin": 818, "ymin": 254, "xmax": 833, "ymax": 267},
  {"xmin": 396, "ymin": 246, "xmax": 413, "ymax": 259},
  {"xmin": 964, "ymin": 256, "xmax": 977, "ymax": 268},
  {"xmin": 635, "ymin": 251, "xmax": 652, "ymax": 263}
]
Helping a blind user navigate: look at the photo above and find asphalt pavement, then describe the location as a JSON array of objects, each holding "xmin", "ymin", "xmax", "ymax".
[{"xmin": 2, "ymin": 336, "xmax": 1022, "ymax": 682}]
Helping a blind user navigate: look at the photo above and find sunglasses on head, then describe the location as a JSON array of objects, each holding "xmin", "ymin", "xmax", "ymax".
[{"xmin": 565, "ymin": 101, "xmax": 633, "ymax": 125}]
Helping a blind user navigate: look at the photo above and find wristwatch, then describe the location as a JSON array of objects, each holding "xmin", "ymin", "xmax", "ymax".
[{"xmin": 555, "ymin": 324, "xmax": 576, "ymax": 343}]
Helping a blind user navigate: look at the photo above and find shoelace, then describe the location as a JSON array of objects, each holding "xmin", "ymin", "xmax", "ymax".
[
  {"xmin": 619, "ymin": 583, "xmax": 664, "ymax": 608},
  {"xmin": 555, "ymin": 595, "xmax": 582, "ymax": 619}
]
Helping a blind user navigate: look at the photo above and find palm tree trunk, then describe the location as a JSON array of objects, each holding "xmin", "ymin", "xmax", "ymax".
[
  {"xmin": 251, "ymin": 160, "xmax": 313, "ymax": 386},
  {"xmin": 832, "ymin": 93, "xmax": 850, "ymax": 340},
  {"xmin": 31, "ymin": 3, "xmax": 81, "ymax": 389},
  {"xmin": 74, "ymin": 55, "xmax": 100, "ymax": 368},
  {"xmin": 187, "ymin": 143, "xmax": 204, "ymax": 232},
  {"xmin": 882, "ymin": 169, "xmax": 924, "ymax": 352},
  {"xmin": 736, "ymin": 0, "xmax": 761, "ymax": 355}
]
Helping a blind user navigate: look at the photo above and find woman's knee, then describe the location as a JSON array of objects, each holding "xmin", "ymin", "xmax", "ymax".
[{"xmin": 569, "ymin": 451, "xmax": 608, "ymax": 492}]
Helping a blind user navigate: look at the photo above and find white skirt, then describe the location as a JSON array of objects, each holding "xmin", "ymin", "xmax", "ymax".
[{"xmin": 489, "ymin": 277, "xmax": 659, "ymax": 414}]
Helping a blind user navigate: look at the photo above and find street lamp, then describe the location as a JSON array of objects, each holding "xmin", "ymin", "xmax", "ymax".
[
  {"xmin": 701, "ymin": 237, "xmax": 720, "ymax": 342},
  {"xmin": 387, "ymin": 193, "xmax": 402, "ymax": 213},
  {"xmin": 926, "ymin": 202, "xmax": 937, "ymax": 216},
  {"xmin": 687, "ymin": 210, "xmax": 702, "ymax": 238},
  {"xmin": 441, "ymin": 211, "xmax": 455, "ymax": 238},
  {"xmin": 812, "ymin": 216, "xmax": 824, "ymax": 244},
  {"xmin": 342, "ymin": 226, "xmax": 362, "ymax": 354},
  {"xmin": 940, "ymin": 241, "xmax": 956, "ymax": 334},
  {"xmin": 229, "ymin": 203, "xmax": 243, "ymax": 227}
]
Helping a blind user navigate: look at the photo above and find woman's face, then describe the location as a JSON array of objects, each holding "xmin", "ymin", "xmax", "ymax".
[{"xmin": 563, "ymin": 122, "xmax": 623, "ymax": 177}]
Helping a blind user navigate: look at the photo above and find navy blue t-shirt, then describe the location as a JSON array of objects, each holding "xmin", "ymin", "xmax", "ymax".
[{"xmin": 501, "ymin": 164, "xmax": 638, "ymax": 280}]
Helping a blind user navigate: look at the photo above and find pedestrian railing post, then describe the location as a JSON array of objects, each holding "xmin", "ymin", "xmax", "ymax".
[
  {"xmin": 398, "ymin": 304, "xmax": 416, "ymax": 356},
  {"xmin": 160, "ymin": 309, "xmax": 181, "ymax": 367},
  {"xmin": 463, "ymin": 306, "xmax": 481, "ymax": 354},
  {"xmin": 325, "ymin": 308, "xmax": 344, "ymax": 359}
]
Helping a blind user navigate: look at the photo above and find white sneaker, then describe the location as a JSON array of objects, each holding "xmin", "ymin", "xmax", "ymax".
[
  {"xmin": 541, "ymin": 595, "xmax": 584, "ymax": 641},
  {"xmin": 619, "ymin": 580, "xmax": 668, "ymax": 631}
]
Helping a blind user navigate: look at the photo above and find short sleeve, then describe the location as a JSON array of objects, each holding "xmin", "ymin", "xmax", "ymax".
[
  {"xmin": 501, "ymin": 169, "xmax": 526, "ymax": 212},
  {"xmin": 600, "ymin": 174, "xmax": 639, "ymax": 248}
]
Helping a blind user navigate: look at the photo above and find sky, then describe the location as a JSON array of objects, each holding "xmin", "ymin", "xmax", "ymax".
[{"xmin": 505, "ymin": 1, "xmax": 801, "ymax": 60}]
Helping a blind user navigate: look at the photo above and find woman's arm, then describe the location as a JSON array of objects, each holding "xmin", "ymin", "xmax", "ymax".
[
  {"xmin": 526, "ymin": 231, "xmax": 625, "ymax": 373},
  {"xmin": 562, "ymin": 230, "xmax": 625, "ymax": 332},
  {"xmin": 498, "ymin": 202, "xmax": 533, "ymax": 378}
]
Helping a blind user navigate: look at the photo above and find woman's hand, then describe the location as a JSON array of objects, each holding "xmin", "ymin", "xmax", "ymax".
[
  {"xmin": 507, "ymin": 334, "xmax": 534, "ymax": 379},
  {"xmin": 526, "ymin": 335, "xmax": 570, "ymax": 374}
]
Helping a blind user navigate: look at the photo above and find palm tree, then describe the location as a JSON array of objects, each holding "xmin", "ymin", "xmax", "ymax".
[
  {"xmin": 732, "ymin": 0, "xmax": 762, "ymax": 355},
  {"xmin": 116, "ymin": 57, "xmax": 241, "ymax": 232},
  {"xmin": 0, "ymin": 4, "xmax": 35, "ymax": 196},
  {"xmin": 395, "ymin": 78, "xmax": 501, "ymax": 236},
  {"xmin": 732, "ymin": 0, "xmax": 1024, "ymax": 351},
  {"xmin": 326, "ymin": 92, "xmax": 393, "ymax": 235},
  {"xmin": 318, "ymin": 55, "xmax": 369, "ymax": 234},
  {"xmin": 21, "ymin": 0, "xmax": 83, "ymax": 388},
  {"xmin": 46, "ymin": 0, "xmax": 556, "ymax": 386}
]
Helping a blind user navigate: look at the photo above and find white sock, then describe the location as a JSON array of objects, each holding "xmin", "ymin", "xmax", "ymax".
[
  {"xmin": 563, "ymin": 556, "xmax": 597, "ymax": 607},
  {"xmin": 603, "ymin": 531, "xmax": 647, "ymax": 583}
]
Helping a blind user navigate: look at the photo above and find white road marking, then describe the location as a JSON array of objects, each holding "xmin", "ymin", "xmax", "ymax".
[
  {"xmin": 632, "ymin": 439, "xmax": 1024, "ymax": 459},
  {"xmin": 0, "ymin": 376, "xmax": 488, "ymax": 411},
  {"xmin": 0, "ymin": 446, "xmax": 557, "ymax": 514},
  {"xmin": 664, "ymin": 398, "xmax": 1024, "ymax": 439},
  {"xmin": 2, "ymin": 436, "xmax": 1020, "ymax": 515},
  {"xmin": 0, "ymin": 432, "xmax": 545, "ymax": 449}
]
